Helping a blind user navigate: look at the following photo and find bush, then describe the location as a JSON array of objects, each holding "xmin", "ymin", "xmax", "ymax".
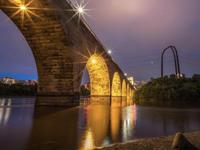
[
  {"xmin": 135, "ymin": 77, "xmax": 200, "ymax": 107},
  {"xmin": 80, "ymin": 85, "xmax": 90, "ymax": 96},
  {"xmin": 0, "ymin": 83, "xmax": 37, "ymax": 96}
]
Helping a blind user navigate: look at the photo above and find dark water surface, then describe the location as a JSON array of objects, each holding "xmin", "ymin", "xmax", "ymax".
[{"xmin": 0, "ymin": 97, "xmax": 200, "ymax": 150}]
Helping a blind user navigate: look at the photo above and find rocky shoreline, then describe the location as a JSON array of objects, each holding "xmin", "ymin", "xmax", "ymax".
[{"xmin": 95, "ymin": 131, "xmax": 200, "ymax": 150}]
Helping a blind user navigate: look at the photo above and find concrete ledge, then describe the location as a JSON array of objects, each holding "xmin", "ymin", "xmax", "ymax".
[{"xmin": 95, "ymin": 131, "xmax": 200, "ymax": 150}]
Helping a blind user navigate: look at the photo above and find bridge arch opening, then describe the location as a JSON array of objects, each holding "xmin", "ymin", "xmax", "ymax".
[
  {"xmin": 111, "ymin": 72, "xmax": 121, "ymax": 97},
  {"xmin": 127, "ymin": 84, "xmax": 130, "ymax": 98},
  {"xmin": 0, "ymin": 1, "xmax": 77, "ymax": 100},
  {"xmin": 122, "ymin": 80, "xmax": 127, "ymax": 97},
  {"xmin": 0, "ymin": 11, "xmax": 38, "ymax": 82},
  {"xmin": 85, "ymin": 54, "xmax": 110, "ymax": 96}
]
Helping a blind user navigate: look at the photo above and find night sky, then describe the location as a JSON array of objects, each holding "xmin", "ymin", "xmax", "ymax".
[{"xmin": 0, "ymin": 0, "xmax": 200, "ymax": 81}]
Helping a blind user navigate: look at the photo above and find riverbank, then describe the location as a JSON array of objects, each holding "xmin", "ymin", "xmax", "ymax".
[
  {"xmin": 135, "ymin": 76, "xmax": 200, "ymax": 107},
  {"xmin": 0, "ymin": 83, "xmax": 37, "ymax": 96},
  {"xmin": 95, "ymin": 131, "xmax": 200, "ymax": 150}
]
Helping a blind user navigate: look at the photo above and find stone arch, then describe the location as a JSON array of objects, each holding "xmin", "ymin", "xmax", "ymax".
[
  {"xmin": 130, "ymin": 88, "xmax": 132, "ymax": 97},
  {"xmin": 111, "ymin": 72, "xmax": 121, "ymax": 96},
  {"xmin": 122, "ymin": 80, "xmax": 127, "ymax": 97},
  {"xmin": 131, "ymin": 89, "xmax": 135, "ymax": 98},
  {"xmin": 86, "ymin": 54, "xmax": 110, "ymax": 96},
  {"xmin": 0, "ymin": 0, "xmax": 76, "ymax": 98},
  {"xmin": 0, "ymin": 11, "xmax": 38, "ymax": 79},
  {"xmin": 127, "ymin": 85, "xmax": 133, "ymax": 105},
  {"xmin": 130, "ymin": 89, "xmax": 133, "ymax": 97},
  {"xmin": 127, "ymin": 84, "xmax": 130, "ymax": 98}
]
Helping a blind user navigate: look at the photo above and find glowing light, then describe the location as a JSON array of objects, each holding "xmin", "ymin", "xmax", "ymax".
[
  {"xmin": 19, "ymin": 5, "xmax": 27, "ymax": 11},
  {"xmin": 87, "ymin": 54, "xmax": 110, "ymax": 96},
  {"xmin": 91, "ymin": 58, "xmax": 97, "ymax": 64},
  {"xmin": 122, "ymin": 105, "xmax": 136, "ymax": 141},
  {"xmin": 82, "ymin": 129, "xmax": 94, "ymax": 150},
  {"xmin": 71, "ymin": 0, "xmax": 91, "ymax": 20},
  {"xmin": 0, "ymin": 99, "xmax": 11, "ymax": 126},
  {"xmin": 122, "ymin": 80, "xmax": 127, "ymax": 96},
  {"xmin": 77, "ymin": 6, "xmax": 84, "ymax": 14},
  {"xmin": 112, "ymin": 72, "xmax": 121, "ymax": 96},
  {"xmin": 108, "ymin": 50, "xmax": 112, "ymax": 54},
  {"xmin": 124, "ymin": 73, "xmax": 127, "ymax": 76},
  {"xmin": 5, "ymin": 0, "xmax": 40, "ymax": 26}
]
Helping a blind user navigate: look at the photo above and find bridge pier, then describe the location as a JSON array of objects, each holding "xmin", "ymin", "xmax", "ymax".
[{"xmin": 36, "ymin": 95, "xmax": 80, "ymax": 107}]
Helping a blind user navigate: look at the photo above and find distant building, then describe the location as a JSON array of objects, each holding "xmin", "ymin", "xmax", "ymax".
[
  {"xmin": 141, "ymin": 80, "xmax": 148, "ymax": 85},
  {"xmin": 16, "ymin": 80, "xmax": 27, "ymax": 85},
  {"xmin": 0, "ymin": 77, "xmax": 16, "ymax": 85},
  {"xmin": 27, "ymin": 80, "xmax": 38, "ymax": 86},
  {"xmin": 17, "ymin": 80, "xmax": 38, "ymax": 85},
  {"xmin": 0, "ymin": 77, "xmax": 37, "ymax": 86},
  {"xmin": 134, "ymin": 80, "xmax": 148, "ymax": 89},
  {"xmin": 127, "ymin": 77, "xmax": 135, "ymax": 85}
]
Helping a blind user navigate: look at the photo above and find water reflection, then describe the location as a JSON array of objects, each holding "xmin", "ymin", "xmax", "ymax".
[
  {"xmin": 1, "ymin": 97, "xmax": 200, "ymax": 150},
  {"xmin": 134, "ymin": 106, "xmax": 200, "ymax": 138},
  {"xmin": 80, "ymin": 128, "xmax": 95, "ymax": 150},
  {"xmin": 27, "ymin": 107, "xmax": 80, "ymax": 150},
  {"xmin": 111, "ymin": 97, "xmax": 122, "ymax": 142},
  {"xmin": 122, "ymin": 104, "xmax": 137, "ymax": 141},
  {"xmin": 79, "ymin": 97, "xmax": 111, "ymax": 149},
  {"xmin": 0, "ymin": 98, "xmax": 12, "ymax": 126},
  {"xmin": 79, "ymin": 96, "xmax": 135, "ymax": 149},
  {"xmin": 0, "ymin": 98, "xmax": 34, "ymax": 150}
]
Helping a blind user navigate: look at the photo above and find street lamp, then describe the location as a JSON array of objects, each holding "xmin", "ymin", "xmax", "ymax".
[
  {"xmin": 108, "ymin": 50, "xmax": 112, "ymax": 54},
  {"xmin": 77, "ymin": 6, "xmax": 84, "ymax": 14},
  {"xmin": 73, "ymin": 1, "xmax": 90, "ymax": 19}
]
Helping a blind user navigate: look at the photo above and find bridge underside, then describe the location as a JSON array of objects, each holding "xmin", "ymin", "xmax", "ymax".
[{"xmin": 0, "ymin": 0, "xmax": 134, "ymax": 106}]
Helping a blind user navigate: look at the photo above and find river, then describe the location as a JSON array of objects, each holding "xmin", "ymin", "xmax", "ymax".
[{"xmin": 0, "ymin": 97, "xmax": 200, "ymax": 150}]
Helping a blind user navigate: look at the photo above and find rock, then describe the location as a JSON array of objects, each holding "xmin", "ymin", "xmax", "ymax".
[{"xmin": 172, "ymin": 132, "xmax": 198, "ymax": 150}]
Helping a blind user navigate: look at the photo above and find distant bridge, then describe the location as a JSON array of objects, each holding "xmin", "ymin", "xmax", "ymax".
[{"xmin": 0, "ymin": 0, "xmax": 134, "ymax": 106}]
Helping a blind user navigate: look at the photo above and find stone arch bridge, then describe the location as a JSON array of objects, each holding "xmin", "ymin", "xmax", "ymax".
[{"xmin": 0, "ymin": 0, "xmax": 134, "ymax": 106}]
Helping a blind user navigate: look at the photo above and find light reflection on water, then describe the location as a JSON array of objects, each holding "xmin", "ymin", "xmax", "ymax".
[
  {"xmin": 0, "ymin": 98, "xmax": 35, "ymax": 150},
  {"xmin": 0, "ymin": 97, "xmax": 200, "ymax": 150},
  {"xmin": 0, "ymin": 98, "xmax": 12, "ymax": 126}
]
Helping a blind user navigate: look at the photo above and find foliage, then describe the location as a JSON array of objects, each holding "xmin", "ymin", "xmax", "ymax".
[
  {"xmin": 135, "ymin": 76, "xmax": 200, "ymax": 107},
  {"xmin": 80, "ymin": 85, "xmax": 90, "ymax": 96},
  {"xmin": 0, "ymin": 83, "xmax": 37, "ymax": 96}
]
